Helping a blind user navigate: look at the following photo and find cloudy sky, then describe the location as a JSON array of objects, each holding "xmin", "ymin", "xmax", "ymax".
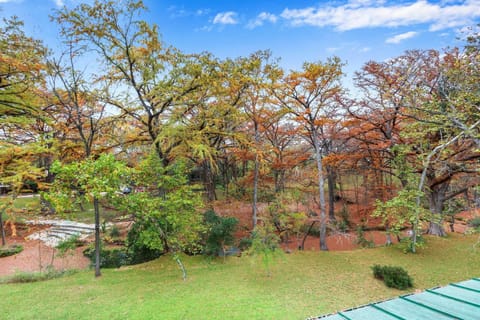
[{"xmin": 1, "ymin": 0, "xmax": 479, "ymax": 82}]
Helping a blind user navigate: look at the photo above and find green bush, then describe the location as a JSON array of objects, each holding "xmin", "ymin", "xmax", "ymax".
[
  {"xmin": 203, "ymin": 209, "xmax": 238, "ymax": 256},
  {"xmin": 0, "ymin": 244, "xmax": 23, "ymax": 257},
  {"xmin": 226, "ymin": 182, "xmax": 246, "ymax": 200},
  {"xmin": 83, "ymin": 245, "xmax": 128, "ymax": 268},
  {"xmin": 468, "ymin": 217, "xmax": 480, "ymax": 229},
  {"xmin": 356, "ymin": 226, "xmax": 375, "ymax": 248},
  {"xmin": 109, "ymin": 225, "xmax": 121, "ymax": 238},
  {"xmin": 339, "ymin": 203, "xmax": 351, "ymax": 228},
  {"xmin": 238, "ymin": 236, "xmax": 253, "ymax": 251},
  {"xmin": 125, "ymin": 222, "xmax": 163, "ymax": 265},
  {"xmin": 257, "ymin": 189, "xmax": 276, "ymax": 203},
  {"xmin": 399, "ymin": 234, "xmax": 425, "ymax": 253},
  {"xmin": 247, "ymin": 223, "xmax": 282, "ymax": 276},
  {"xmin": 371, "ymin": 264, "xmax": 413, "ymax": 290}
]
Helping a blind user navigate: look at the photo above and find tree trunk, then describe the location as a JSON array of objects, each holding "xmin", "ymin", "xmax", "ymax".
[
  {"xmin": 413, "ymin": 124, "xmax": 477, "ymax": 250},
  {"xmin": 300, "ymin": 220, "xmax": 316, "ymax": 251},
  {"xmin": 252, "ymin": 123, "xmax": 260, "ymax": 229},
  {"xmin": 274, "ymin": 169, "xmax": 286, "ymax": 193},
  {"xmin": 274, "ymin": 170, "xmax": 280, "ymax": 193},
  {"xmin": 312, "ymin": 130, "xmax": 328, "ymax": 251},
  {"xmin": 385, "ymin": 225, "xmax": 392, "ymax": 246},
  {"xmin": 427, "ymin": 217, "xmax": 447, "ymax": 236},
  {"xmin": 426, "ymin": 182, "xmax": 448, "ymax": 236},
  {"xmin": 242, "ymin": 159, "xmax": 248, "ymax": 177},
  {"xmin": 174, "ymin": 254, "xmax": 187, "ymax": 281},
  {"xmin": 221, "ymin": 158, "xmax": 230, "ymax": 198},
  {"xmin": 327, "ymin": 166, "xmax": 336, "ymax": 222},
  {"xmin": 0, "ymin": 208, "xmax": 6, "ymax": 246},
  {"xmin": 252, "ymin": 157, "xmax": 259, "ymax": 228},
  {"xmin": 202, "ymin": 160, "xmax": 217, "ymax": 202},
  {"xmin": 40, "ymin": 194, "xmax": 55, "ymax": 215},
  {"xmin": 94, "ymin": 197, "xmax": 101, "ymax": 277},
  {"xmin": 231, "ymin": 158, "xmax": 238, "ymax": 182},
  {"xmin": 475, "ymin": 189, "xmax": 480, "ymax": 208}
]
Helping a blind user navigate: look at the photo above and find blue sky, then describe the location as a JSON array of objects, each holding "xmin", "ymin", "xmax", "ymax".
[{"xmin": 1, "ymin": 0, "xmax": 480, "ymax": 84}]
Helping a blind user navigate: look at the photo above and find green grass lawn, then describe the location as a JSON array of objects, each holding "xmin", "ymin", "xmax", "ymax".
[{"xmin": 1, "ymin": 233, "xmax": 479, "ymax": 320}]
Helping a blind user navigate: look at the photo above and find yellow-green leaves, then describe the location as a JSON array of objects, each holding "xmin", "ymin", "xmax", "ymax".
[{"xmin": 46, "ymin": 154, "xmax": 131, "ymax": 212}]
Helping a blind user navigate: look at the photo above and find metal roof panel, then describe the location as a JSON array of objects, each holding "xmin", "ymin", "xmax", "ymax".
[{"xmin": 311, "ymin": 279, "xmax": 480, "ymax": 320}]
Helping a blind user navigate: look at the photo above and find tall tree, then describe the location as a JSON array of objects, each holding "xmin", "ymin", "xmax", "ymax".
[
  {"xmin": 47, "ymin": 37, "xmax": 114, "ymax": 159},
  {"xmin": 53, "ymin": 0, "xmax": 209, "ymax": 166},
  {"xmin": 400, "ymin": 48, "xmax": 480, "ymax": 236},
  {"xmin": 240, "ymin": 51, "xmax": 279, "ymax": 228},
  {"xmin": 0, "ymin": 16, "xmax": 49, "ymax": 244},
  {"xmin": 274, "ymin": 58, "xmax": 345, "ymax": 250},
  {"xmin": 153, "ymin": 53, "xmax": 248, "ymax": 201}
]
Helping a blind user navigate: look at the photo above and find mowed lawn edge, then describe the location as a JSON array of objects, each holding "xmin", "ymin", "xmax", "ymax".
[{"xmin": 1, "ymin": 233, "xmax": 479, "ymax": 320}]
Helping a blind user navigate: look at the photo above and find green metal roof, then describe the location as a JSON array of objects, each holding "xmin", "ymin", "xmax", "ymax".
[{"xmin": 313, "ymin": 278, "xmax": 480, "ymax": 320}]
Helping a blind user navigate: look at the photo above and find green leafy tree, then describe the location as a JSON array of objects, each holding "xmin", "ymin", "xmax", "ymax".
[
  {"xmin": 267, "ymin": 194, "xmax": 307, "ymax": 248},
  {"xmin": 119, "ymin": 153, "xmax": 205, "ymax": 280},
  {"xmin": 373, "ymin": 188, "xmax": 430, "ymax": 252},
  {"xmin": 247, "ymin": 218, "xmax": 282, "ymax": 277},
  {"xmin": 45, "ymin": 154, "xmax": 131, "ymax": 277}
]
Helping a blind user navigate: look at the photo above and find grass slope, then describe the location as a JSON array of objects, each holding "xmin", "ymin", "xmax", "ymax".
[{"xmin": 1, "ymin": 234, "xmax": 479, "ymax": 320}]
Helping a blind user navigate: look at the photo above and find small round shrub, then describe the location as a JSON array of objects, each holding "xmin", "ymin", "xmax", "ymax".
[
  {"xmin": 203, "ymin": 209, "xmax": 238, "ymax": 256},
  {"xmin": 109, "ymin": 225, "xmax": 121, "ymax": 238},
  {"xmin": 371, "ymin": 264, "xmax": 413, "ymax": 290},
  {"xmin": 468, "ymin": 217, "xmax": 480, "ymax": 229},
  {"xmin": 0, "ymin": 244, "xmax": 23, "ymax": 257},
  {"xmin": 238, "ymin": 236, "xmax": 253, "ymax": 251}
]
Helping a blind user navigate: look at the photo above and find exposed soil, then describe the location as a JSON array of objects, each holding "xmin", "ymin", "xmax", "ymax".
[
  {"xmin": 0, "ymin": 239, "xmax": 90, "ymax": 277},
  {"xmin": 282, "ymin": 230, "xmax": 397, "ymax": 251},
  {"xmin": 0, "ymin": 223, "xmax": 90, "ymax": 277},
  {"xmin": 213, "ymin": 199, "xmax": 478, "ymax": 251}
]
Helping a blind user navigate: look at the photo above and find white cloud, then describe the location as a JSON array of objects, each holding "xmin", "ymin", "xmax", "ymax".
[
  {"xmin": 386, "ymin": 31, "xmax": 419, "ymax": 44},
  {"xmin": 196, "ymin": 9, "xmax": 210, "ymax": 16},
  {"xmin": 54, "ymin": 0, "xmax": 64, "ymax": 7},
  {"xmin": 0, "ymin": 0, "xmax": 22, "ymax": 3},
  {"xmin": 326, "ymin": 47, "xmax": 340, "ymax": 53},
  {"xmin": 196, "ymin": 25, "xmax": 213, "ymax": 32},
  {"xmin": 213, "ymin": 11, "xmax": 238, "ymax": 25},
  {"xmin": 246, "ymin": 12, "xmax": 278, "ymax": 29},
  {"xmin": 280, "ymin": 1, "xmax": 480, "ymax": 31},
  {"xmin": 168, "ymin": 6, "xmax": 210, "ymax": 18},
  {"xmin": 359, "ymin": 46, "xmax": 371, "ymax": 52}
]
